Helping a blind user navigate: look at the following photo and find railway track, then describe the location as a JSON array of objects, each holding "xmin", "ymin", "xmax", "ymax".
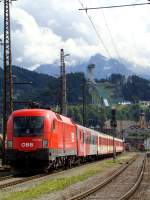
[
  {"xmin": 68, "ymin": 154, "xmax": 145, "ymax": 200},
  {"xmin": 119, "ymin": 154, "xmax": 146, "ymax": 200},
  {"xmin": 0, "ymin": 154, "xmax": 138, "ymax": 190},
  {"xmin": 127, "ymin": 153, "xmax": 150, "ymax": 200},
  {"xmin": 0, "ymin": 175, "xmax": 13, "ymax": 182},
  {"xmin": 0, "ymin": 161, "xmax": 109, "ymax": 189},
  {"xmin": 0, "ymin": 172, "xmax": 49, "ymax": 189},
  {"xmin": 0, "ymin": 166, "xmax": 10, "ymax": 172}
]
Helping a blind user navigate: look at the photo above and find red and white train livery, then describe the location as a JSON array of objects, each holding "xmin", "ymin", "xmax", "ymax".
[{"xmin": 5, "ymin": 109, "xmax": 123, "ymax": 170}]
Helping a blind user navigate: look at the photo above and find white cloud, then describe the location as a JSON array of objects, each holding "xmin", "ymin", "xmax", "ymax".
[
  {"xmin": 0, "ymin": 0, "xmax": 150, "ymax": 69},
  {"xmin": 11, "ymin": 1, "xmax": 101, "ymax": 69}
]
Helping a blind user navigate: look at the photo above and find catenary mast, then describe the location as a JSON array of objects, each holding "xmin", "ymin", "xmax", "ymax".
[{"xmin": 2, "ymin": 0, "xmax": 14, "ymax": 164}]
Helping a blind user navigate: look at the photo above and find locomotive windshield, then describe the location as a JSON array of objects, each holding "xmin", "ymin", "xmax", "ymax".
[{"xmin": 13, "ymin": 116, "xmax": 44, "ymax": 137}]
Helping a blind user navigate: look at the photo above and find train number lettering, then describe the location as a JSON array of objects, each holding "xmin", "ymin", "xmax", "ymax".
[{"xmin": 21, "ymin": 142, "xmax": 34, "ymax": 148}]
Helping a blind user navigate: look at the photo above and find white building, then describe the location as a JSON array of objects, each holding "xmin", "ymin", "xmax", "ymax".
[{"xmin": 144, "ymin": 137, "xmax": 150, "ymax": 150}]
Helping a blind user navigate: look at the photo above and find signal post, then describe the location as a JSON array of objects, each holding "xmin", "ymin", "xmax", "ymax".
[{"xmin": 110, "ymin": 107, "xmax": 117, "ymax": 161}]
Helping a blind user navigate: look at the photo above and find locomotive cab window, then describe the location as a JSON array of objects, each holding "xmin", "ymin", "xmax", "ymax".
[{"xmin": 14, "ymin": 116, "xmax": 44, "ymax": 137}]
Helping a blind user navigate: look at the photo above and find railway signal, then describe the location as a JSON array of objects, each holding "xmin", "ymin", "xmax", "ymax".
[
  {"xmin": 82, "ymin": 75, "xmax": 86, "ymax": 126},
  {"xmin": 111, "ymin": 107, "xmax": 117, "ymax": 160}
]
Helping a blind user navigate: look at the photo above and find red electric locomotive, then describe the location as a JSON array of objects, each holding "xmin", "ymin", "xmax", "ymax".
[{"xmin": 5, "ymin": 108, "xmax": 123, "ymax": 171}]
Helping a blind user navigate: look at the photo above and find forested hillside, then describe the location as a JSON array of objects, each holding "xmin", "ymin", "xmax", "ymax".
[
  {"xmin": 0, "ymin": 67, "xmax": 150, "ymax": 112},
  {"xmin": 0, "ymin": 66, "xmax": 88, "ymax": 111},
  {"xmin": 0, "ymin": 66, "xmax": 150, "ymax": 129},
  {"xmin": 108, "ymin": 74, "xmax": 150, "ymax": 102}
]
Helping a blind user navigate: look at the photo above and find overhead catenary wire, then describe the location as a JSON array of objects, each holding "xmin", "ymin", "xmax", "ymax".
[
  {"xmin": 80, "ymin": 0, "xmax": 149, "ymax": 67},
  {"xmin": 100, "ymin": 9, "xmax": 121, "ymax": 61},
  {"xmin": 78, "ymin": 0, "xmax": 112, "ymax": 58},
  {"xmin": 79, "ymin": 2, "xmax": 150, "ymax": 11}
]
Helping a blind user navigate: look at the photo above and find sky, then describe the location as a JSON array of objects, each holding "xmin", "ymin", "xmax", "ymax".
[{"xmin": 0, "ymin": 0, "xmax": 150, "ymax": 70}]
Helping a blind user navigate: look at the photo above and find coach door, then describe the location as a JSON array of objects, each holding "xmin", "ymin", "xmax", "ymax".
[{"xmin": 77, "ymin": 127, "xmax": 84, "ymax": 156}]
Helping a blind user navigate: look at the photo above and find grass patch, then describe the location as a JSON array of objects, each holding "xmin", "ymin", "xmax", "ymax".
[{"xmin": 1, "ymin": 153, "xmax": 135, "ymax": 200}]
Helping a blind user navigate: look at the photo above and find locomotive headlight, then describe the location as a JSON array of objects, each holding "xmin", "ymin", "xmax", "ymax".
[
  {"xmin": 43, "ymin": 140, "xmax": 48, "ymax": 148},
  {"xmin": 7, "ymin": 140, "xmax": 13, "ymax": 149}
]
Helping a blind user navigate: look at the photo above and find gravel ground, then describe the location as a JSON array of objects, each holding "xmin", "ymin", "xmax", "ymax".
[
  {"xmin": 0, "ymin": 176, "xmax": 24, "ymax": 186},
  {"xmin": 35, "ymin": 164, "xmax": 122, "ymax": 200},
  {"xmin": 0, "ymin": 153, "xmax": 136, "ymax": 200},
  {"xmin": 84, "ymin": 154, "xmax": 144, "ymax": 200},
  {"xmin": 128, "ymin": 154, "xmax": 150, "ymax": 200}
]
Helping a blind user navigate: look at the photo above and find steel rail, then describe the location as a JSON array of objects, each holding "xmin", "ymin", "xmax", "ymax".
[
  {"xmin": 0, "ymin": 156, "xmax": 124, "ymax": 189},
  {"xmin": 0, "ymin": 155, "xmax": 139, "ymax": 190},
  {"xmin": 119, "ymin": 154, "xmax": 146, "ymax": 200},
  {"xmin": 0, "ymin": 161, "xmax": 98, "ymax": 189},
  {"xmin": 0, "ymin": 167, "xmax": 10, "ymax": 172},
  {"xmin": 0, "ymin": 173, "xmax": 48, "ymax": 189},
  {"xmin": 68, "ymin": 155, "xmax": 138, "ymax": 200},
  {"xmin": 0, "ymin": 175, "xmax": 13, "ymax": 182},
  {"xmin": 0, "ymin": 159, "xmax": 104, "ymax": 189}
]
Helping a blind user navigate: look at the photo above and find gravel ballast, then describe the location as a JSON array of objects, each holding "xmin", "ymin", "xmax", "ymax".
[{"xmin": 0, "ymin": 153, "xmax": 136, "ymax": 200}]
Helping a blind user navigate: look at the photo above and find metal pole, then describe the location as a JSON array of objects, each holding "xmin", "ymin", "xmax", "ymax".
[
  {"xmin": 60, "ymin": 49, "xmax": 68, "ymax": 116},
  {"xmin": 63, "ymin": 62, "xmax": 67, "ymax": 115},
  {"xmin": 113, "ymin": 125, "xmax": 116, "ymax": 161},
  {"xmin": 4, "ymin": 0, "xmax": 13, "ymax": 114},
  {"xmin": 60, "ymin": 49, "xmax": 64, "ymax": 115},
  {"xmin": 2, "ymin": 0, "xmax": 13, "ymax": 165},
  {"xmin": 82, "ymin": 76, "xmax": 86, "ymax": 126}
]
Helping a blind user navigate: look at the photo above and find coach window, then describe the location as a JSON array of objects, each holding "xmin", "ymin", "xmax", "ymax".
[
  {"xmin": 93, "ymin": 136, "xmax": 95, "ymax": 144},
  {"xmin": 95, "ymin": 137, "xmax": 97, "ymax": 145},
  {"xmin": 80, "ymin": 131, "xmax": 84, "ymax": 143},
  {"xmin": 52, "ymin": 120, "xmax": 56, "ymax": 132},
  {"xmin": 91, "ymin": 136, "xmax": 93, "ymax": 144},
  {"xmin": 89, "ymin": 135, "xmax": 91, "ymax": 144},
  {"xmin": 86, "ymin": 135, "xmax": 88, "ymax": 144},
  {"xmin": 80, "ymin": 131, "xmax": 82, "ymax": 140},
  {"xmin": 85, "ymin": 134, "xmax": 87, "ymax": 143},
  {"xmin": 83, "ymin": 131, "xmax": 85, "ymax": 143},
  {"xmin": 99, "ymin": 137, "xmax": 101, "ymax": 144},
  {"xmin": 88, "ymin": 135, "xmax": 90, "ymax": 144}
]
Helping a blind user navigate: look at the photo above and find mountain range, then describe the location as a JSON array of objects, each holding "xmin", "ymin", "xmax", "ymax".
[{"xmin": 35, "ymin": 54, "xmax": 150, "ymax": 80}]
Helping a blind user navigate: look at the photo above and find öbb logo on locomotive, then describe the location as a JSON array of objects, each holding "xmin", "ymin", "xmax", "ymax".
[{"xmin": 21, "ymin": 142, "xmax": 34, "ymax": 148}]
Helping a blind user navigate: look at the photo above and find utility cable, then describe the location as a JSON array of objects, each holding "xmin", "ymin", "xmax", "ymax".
[
  {"xmin": 78, "ymin": 0, "xmax": 112, "ymax": 58},
  {"xmin": 101, "ymin": 9, "xmax": 121, "ymax": 61}
]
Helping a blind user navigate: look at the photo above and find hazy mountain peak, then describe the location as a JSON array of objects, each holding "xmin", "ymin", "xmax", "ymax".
[{"xmin": 34, "ymin": 53, "xmax": 150, "ymax": 80}]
